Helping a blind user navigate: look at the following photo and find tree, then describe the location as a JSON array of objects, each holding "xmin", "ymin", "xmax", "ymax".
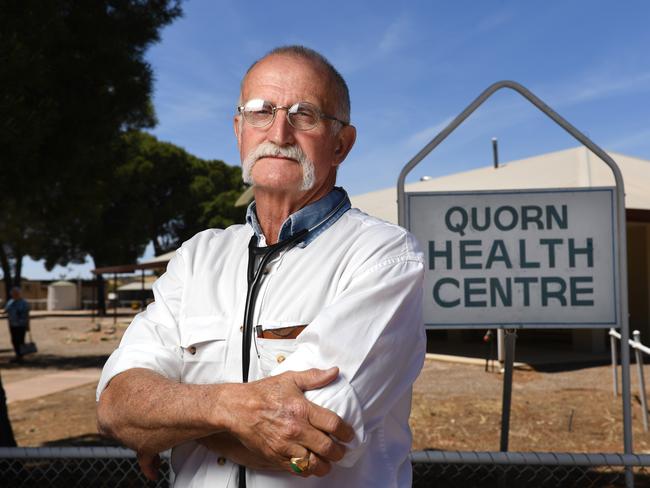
[
  {"xmin": 98, "ymin": 132, "xmax": 247, "ymax": 257},
  {"xmin": 74, "ymin": 130, "xmax": 247, "ymax": 263},
  {"xmin": 0, "ymin": 0, "xmax": 183, "ymax": 299},
  {"xmin": 192, "ymin": 158, "xmax": 248, "ymax": 232},
  {"xmin": 58, "ymin": 131, "xmax": 246, "ymax": 314}
]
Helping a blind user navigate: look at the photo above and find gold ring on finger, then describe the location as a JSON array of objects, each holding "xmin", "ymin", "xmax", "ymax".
[{"xmin": 289, "ymin": 453, "xmax": 311, "ymax": 474}]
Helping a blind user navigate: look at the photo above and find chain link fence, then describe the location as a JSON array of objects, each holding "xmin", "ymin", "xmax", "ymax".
[
  {"xmin": 0, "ymin": 447, "xmax": 172, "ymax": 487},
  {"xmin": 2, "ymin": 448, "xmax": 650, "ymax": 487},
  {"xmin": 411, "ymin": 451, "xmax": 650, "ymax": 488}
]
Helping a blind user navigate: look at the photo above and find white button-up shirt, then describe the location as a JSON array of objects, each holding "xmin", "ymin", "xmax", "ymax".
[{"xmin": 97, "ymin": 205, "xmax": 425, "ymax": 488}]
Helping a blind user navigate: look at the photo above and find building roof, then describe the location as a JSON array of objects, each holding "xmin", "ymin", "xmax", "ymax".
[
  {"xmin": 118, "ymin": 281, "xmax": 154, "ymax": 291},
  {"xmin": 92, "ymin": 250, "xmax": 177, "ymax": 275},
  {"xmin": 350, "ymin": 147, "xmax": 650, "ymax": 224},
  {"xmin": 49, "ymin": 280, "xmax": 76, "ymax": 287}
]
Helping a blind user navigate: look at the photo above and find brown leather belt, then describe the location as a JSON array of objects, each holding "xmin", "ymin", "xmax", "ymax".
[{"xmin": 256, "ymin": 325, "xmax": 307, "ymax": 339}]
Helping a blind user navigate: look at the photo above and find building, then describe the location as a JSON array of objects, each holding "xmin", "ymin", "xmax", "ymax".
[{"xmin": 350, "ymin": 147, "xmax": 650, "ymax": 353}]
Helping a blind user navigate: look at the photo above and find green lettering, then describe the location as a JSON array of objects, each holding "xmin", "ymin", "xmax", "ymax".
[
  {"xmin": 514, "ymin": 277, "xmax": 538, "ymax": 306},
  {"xmin": 471, "ymin": 207, "xmax": 491, "ymax": 231},
  {"xmin": 489, "ymin": 277, "xmax": 512, "ymax": 307},
  {"xmin": 494, "ymin": 206, "xmax": 518, "ymax": 231},
  {"xmin": 540, "ymin": 238, "xmax": 563, "ymax": 268},
  {"xmin": 433, "ymin": 278, "xmax": 460, "ymax": 308},
  {"xmin": 522, "ymin": 205, "xmax": 543, "ymax": 230},
  {"xmin": 459, "ymin": 240, "xmax": 482, "ymax": 269},
  {"xmin": 541, "ymin": 277, "xmax": 567, "ymax": 306},
  {"xmin": 429, "ymin": 240, "xmax": 452, "ymax": 270},
  {"xmin": 570, "ymin": 276, "xmax": 594, "ymax": 306},
  {"xmin": 464, "ymin": 278, "xmax": 487, "ymax": 307},
  {"xmin": 486, "ymin": 240, "xmax": 512, "ymax": 269},
  {"xmin": 569, "ymin": 238, "xmax": 594, "ymax": 268},
  {"xmin": 546, "ymin": 204, "xmax": 568, "ymax": 229},
  {"xmin": 519, "ymin": 240, "xmax": 540, "ymax": 268}
]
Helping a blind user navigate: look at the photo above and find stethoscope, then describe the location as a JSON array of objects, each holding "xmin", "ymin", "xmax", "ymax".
[{"xmin": 238, "ymin": 195, "xmax": 348, "ymax": 488}]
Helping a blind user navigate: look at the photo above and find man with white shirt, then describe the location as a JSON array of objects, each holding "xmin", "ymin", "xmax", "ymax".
[{"xmin": 97, "ymin": 45, "xmax": 425, "ymax": 487}]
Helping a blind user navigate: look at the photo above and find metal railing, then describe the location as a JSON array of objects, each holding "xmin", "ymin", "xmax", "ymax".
[
  {"xmin": 2, "ymin": 447, "xmax": 650, "ymax": 487},
  {"xmin": 610, "ymin": 328, "xmax": 650, "ymax": 431}
]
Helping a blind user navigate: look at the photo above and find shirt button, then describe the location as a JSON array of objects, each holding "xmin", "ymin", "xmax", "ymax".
[
  {"xmin": 240, "ymin": 325, "xmax": 243, "ymax": 332},
  {"xmin": 276, "ymin": 354, "xmax": 286, "ymax": 364},
  {"xmin": 217, "ymin": 457, "xmax": 226, "ymax": 466},
  {"xmin": 188, "ymin": 346, "xmax": 197, "ymax": 355}
]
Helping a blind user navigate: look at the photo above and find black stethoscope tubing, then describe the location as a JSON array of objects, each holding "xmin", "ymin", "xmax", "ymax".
[
  {"xmin": 241, "ymin": 228, "xmax": 309, "ymax": 384},
  {"xmin": 238, "ymin": 195, "xmax": 347, "ymax": 487},
  {"xmin": 238, "ymin": 229, "xmax": 308, "ymax": 488}
]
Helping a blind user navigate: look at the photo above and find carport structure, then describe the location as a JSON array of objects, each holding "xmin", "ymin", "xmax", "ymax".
[{"xmin": 91, "ymin": 250, "xmax": 176, "ymax": 322}]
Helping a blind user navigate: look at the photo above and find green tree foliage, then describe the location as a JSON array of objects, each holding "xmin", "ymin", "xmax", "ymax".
[
  {"xmin": 0, "ymin": 0, "xmax": 183, "ymax": 297},
  {"xmin": 190, "ymin": 158, "xmax": 248, "ymax": 239},
  {"xmin": 83, "ymin": 131, "xmax": 246, "ymax": 262}
]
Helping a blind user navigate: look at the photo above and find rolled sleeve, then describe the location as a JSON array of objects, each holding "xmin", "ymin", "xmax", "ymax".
[
  {"xmin": 271, "ymin": 255, "xmax": 425, "ymax": 466},
  {"xmin": 96, "ymin": 249, "xmax": 186, "ymax": 401}
]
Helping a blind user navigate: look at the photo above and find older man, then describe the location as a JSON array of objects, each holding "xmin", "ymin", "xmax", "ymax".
[{"xmin": 97, "ymin": 46, "xmax": 425, "ymax": 487}]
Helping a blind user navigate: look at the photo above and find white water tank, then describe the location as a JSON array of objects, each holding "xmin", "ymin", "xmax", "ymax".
[{"xmin": 47, "ymin": 281, "xmax": 78, "ymax": 310}]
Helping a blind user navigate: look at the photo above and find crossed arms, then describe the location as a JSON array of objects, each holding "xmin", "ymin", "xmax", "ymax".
[{"xmin": 96, "ymin": 231, "xmax": 425, "ymax": 479}]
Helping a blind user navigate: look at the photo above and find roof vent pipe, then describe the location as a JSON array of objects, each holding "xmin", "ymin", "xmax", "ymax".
[{"xmin": 492, "ymin": 137, "xmax": 499, "ymax": 169}]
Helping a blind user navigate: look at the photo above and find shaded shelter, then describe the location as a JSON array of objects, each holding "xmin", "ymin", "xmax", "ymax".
[{"xmin": 91, "ymin": 250, "xmax": 175, "ymax": 322}]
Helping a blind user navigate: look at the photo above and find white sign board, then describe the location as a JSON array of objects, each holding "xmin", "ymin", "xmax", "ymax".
[{"xmin": 406, "ymin": 187, "xmax": 618, "ymax": 328}]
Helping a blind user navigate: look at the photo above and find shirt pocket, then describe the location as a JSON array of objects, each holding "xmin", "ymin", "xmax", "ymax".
[
  {"xmin": 256, "ymin": 338, "xmax": 299, "ymax": 377},
  {"xmin": 179, "ymin": 315, "xmax": 229, "ymax": 384}
]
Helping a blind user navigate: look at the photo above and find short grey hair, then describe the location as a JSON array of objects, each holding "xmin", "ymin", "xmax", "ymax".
[{"xmin": 239, "ymin": 45, "xmax": 351, "ymax": 124}]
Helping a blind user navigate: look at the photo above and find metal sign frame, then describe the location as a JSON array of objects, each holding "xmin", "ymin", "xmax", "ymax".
[{"xmin": 396, "ymin": 80, "xmax": 632, "ymax": 484}]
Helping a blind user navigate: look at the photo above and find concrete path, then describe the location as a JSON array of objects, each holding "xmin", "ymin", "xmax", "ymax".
[{"xmin": 4, "ymin": 368, "xmax": 101, "ymax": 404}]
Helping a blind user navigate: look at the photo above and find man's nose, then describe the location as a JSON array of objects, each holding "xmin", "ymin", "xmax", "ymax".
[{"xmin": 267, "ymin": 109, "xmax": 296, "ymax": 146}]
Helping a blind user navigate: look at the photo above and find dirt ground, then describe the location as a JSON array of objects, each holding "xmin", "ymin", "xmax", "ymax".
[
  {"xmin": 1, "ymin": 314, "xmax": 129, "ymax": 446},
  {"xmin": 3, "ymin": 315, "xmax": 650, "ymax": 453}
]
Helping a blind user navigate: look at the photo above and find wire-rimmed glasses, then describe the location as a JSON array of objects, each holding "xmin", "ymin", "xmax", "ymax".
[{"xmin": 237, "ymin": 99, "xmax": 348, "ymax": 131}]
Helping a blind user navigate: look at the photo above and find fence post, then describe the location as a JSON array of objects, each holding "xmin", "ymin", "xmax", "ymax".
[
  {"xmin": 611, "ymin": 329, "xmax": 619, "ymax": 397},
  {"xmin": 633, "ymin": 330, "xmax": 648, "ymax": 432}
]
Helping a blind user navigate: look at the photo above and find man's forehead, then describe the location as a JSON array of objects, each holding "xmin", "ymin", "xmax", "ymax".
[{"xmin": 241, "ymin": 54, "xmax": 332, "ymax": 102}]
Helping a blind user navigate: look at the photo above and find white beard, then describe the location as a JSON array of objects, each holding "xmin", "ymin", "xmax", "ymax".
[{"xmin": 242, "ymin": 141, "xmax": 315, "ymax": 191}]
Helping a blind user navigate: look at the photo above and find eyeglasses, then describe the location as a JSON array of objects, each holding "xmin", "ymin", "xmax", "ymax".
[{"xmin": 237, "ymin": 99, "xmax": 348, "ymax": 131}]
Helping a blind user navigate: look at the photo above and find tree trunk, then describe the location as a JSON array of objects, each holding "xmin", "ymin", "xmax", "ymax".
[
  {"xmin": 0, "ymin": 244, "xmax": 13, "ymax": 302},
  {"xmin": 12, "ymin": 252, "xmax": 23, "ymax": 289},
  {"xmin": 152, "ymin": 237, "xmax": 163, "ymax": 257},
  {"xmin": 96, "ymin": 274, "xmax": 107, "ymax": 316}
]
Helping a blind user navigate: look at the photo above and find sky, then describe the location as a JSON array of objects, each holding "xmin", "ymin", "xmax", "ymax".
[{"xmin": 23, "ymin": 0, "xmax": 650, "ymax": 279}]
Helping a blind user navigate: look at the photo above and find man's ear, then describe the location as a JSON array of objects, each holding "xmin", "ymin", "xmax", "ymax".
[
  {"xmin": 234, "ymin": 115, "xmax": 242, "ymax": 148},
  {"xmin": 332, "ymin": 125, "xmax": 356, "ymax": 166}
]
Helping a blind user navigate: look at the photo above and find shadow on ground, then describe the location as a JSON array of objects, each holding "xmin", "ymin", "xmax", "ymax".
[
  {"xmin": 43, "ymin": 434, "xmax": 119, "ymax": 447},
  {"xmin": 0, "ymin": 354, "xmax": 109, "ymax": 370}
]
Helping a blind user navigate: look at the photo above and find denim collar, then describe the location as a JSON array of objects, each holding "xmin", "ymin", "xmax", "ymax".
[{"xmin": 245, "ymin": 187, "xmax": 351, "ymax": 247}]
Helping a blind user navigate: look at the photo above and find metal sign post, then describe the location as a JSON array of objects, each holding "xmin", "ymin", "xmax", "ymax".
[
  {"xmin": 499, "ymin": 328, "xmax": 518, "ymax": 452},
  {"xmin": 397, "ymin": 81, "xmax": 632, "ymax": 487}
]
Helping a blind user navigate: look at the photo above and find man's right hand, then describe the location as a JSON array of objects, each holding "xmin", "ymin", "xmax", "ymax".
[{"xmin": 218, "ymin": 367, "xmax": 354, "ymax": 475}]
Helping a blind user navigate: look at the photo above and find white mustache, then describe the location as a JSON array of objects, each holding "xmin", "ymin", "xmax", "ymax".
[{"xmin": 242, "ymin": 142, "xmax": 315, "ymax": 191}]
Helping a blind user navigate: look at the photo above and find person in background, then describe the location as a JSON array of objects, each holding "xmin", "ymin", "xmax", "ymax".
[{"xmin": 4, "ymin": 286, "xmax": 30, "ymax": 363}]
